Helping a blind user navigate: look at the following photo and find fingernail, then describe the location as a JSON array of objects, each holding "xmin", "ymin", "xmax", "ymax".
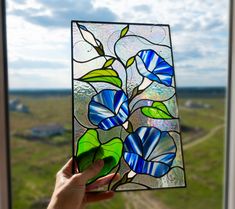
[{"xmin": 95, "ymin": 159, "xmax": 104, "ymax": 167}]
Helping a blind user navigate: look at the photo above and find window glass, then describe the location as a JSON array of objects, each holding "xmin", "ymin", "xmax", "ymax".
[{"xmin": 7, "ymin": 0, "xmax": 228, "ymax": 208}]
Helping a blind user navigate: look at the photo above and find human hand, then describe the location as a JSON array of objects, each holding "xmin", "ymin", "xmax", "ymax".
[{"xmin": 47, "ymin": 158, "xmax": 119, "ymax": 209}]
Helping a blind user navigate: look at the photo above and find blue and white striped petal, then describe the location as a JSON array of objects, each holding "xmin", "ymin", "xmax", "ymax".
[
  {"xmin": 135, "ymin": 126, "xmax": 161, "ymax": 159},
  {"xmin": 136, "ymin": 49, "xmax": 174, "ymax": 86},
  {"xmin": 88, "ymin": 89, "xmax": 129, "ymax": 130},
  {"xmin": 124, "ymin": 133, "xmax": 143, "ymax": 156},
  {"xmin": 148, "ymin": 132, "xmax": 176, "ymax": 161},
  {"xmin": 123, "ymin": 152, "xmax": 171, "ymax": 178},
  {"xmin": 124, "ymin": 127, "xmax": 176, "ymax": 177}
]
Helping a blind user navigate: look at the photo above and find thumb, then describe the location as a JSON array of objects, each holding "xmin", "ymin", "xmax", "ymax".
[{"xmin": 79, "ymin": 160, "xmax": 104, "ymax": 184}]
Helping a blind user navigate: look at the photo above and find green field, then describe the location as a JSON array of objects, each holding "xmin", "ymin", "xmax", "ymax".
[{"xmin": 10, "ymin": 96, "xmax": 226, "ymax": 209}]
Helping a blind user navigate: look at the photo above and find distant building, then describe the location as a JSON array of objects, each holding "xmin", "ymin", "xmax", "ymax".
[
  {"xmin": 184, "ymin": 100, "xmax": 212, "ymax": 109},
  {"xmin": 9, "ymin": 98, "xmax": 20, "ymax": 111},
  {"xmin": 15, "ymin": 103, "xmax": 29, "ymax": 113},
  {"xmin": 9, "ymin": 98, "xmax": 29, "ymax": 113},
  {"xmin": 30, "ymin": 124, "xmax": 64, "ymax": 138}
]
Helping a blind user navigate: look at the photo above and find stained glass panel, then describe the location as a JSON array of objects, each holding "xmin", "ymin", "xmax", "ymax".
[{"xmin": 72, "ymin": 21, "xmax": 186, "ymax": 191}]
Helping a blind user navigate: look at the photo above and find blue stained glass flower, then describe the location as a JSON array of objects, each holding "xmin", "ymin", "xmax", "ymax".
[
  {"xmin": 124, "ymin": 127, "xmax": 176, "ymax": 178},
  {"xmin": 136, "ymin": 49, "xmax": 174, "ymax": 86},
  {"xmin": 88, "ymin": 89, "xmax": 129, "ymax": 130}
]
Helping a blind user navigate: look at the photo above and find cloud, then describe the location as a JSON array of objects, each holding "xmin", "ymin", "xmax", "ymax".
[
  {"xmin": 175, "ymin": 49, "xmax": 205, "ymax": 62},
  {"xmin": 9, "ymin": 58, "xmax": 68, "ymax": 69},
  {"xmin": 175, "ymin": 67, "xmax": 227, "ymax": 87},
  {"xmin": 9, "ymin": 68, "xmax": 71, "ymax": 89},
  {"xmin": 133, "ymin": 5, "xmax": 152, "ymax": 13},
  {"xmin": 8, "ymin": 0, "xmax": 117, "ymax": 28},
  {"xmin": 7, "ymin": 0, "xmax": 229, "ymax": 88}
]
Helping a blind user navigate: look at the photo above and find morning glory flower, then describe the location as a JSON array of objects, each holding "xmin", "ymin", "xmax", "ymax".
[
  {"xmin": 88, "ymin": 89, "xmax": 129, "ymax": 130},
  {"xmin": 136, "ymin": 49, "xmax": 174, "ymax": 87},
  {"xmin": 124, "ymin": 126, "xmax": 176, "ymax": 178},
  {"xmin": 78, "ymin": 24, "xmax": 104, "ymax": 55},
  {"xmin": 79, "ymin": 24, "xmax": 100, "ymax": 47}
]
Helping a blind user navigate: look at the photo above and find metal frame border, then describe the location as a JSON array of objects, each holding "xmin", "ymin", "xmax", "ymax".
[
  {"xmin": 226, "ymin": 0, "xmax": 235, "ymax": 209},
  {"xmin": 0, "ymin": 0, "xmax": 11, "ymax": 208}
]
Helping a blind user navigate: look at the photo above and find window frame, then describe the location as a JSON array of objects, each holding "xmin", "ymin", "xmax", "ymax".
[
  {"xmin": 0, "ymin": 0, "xmax": 234, "ymax": 208},
  {"xmin": 0, "ymin": 0, "xmax": 11, "ymax": 208},
  {"xmin": 226, "ymin": 0, "xmax": 235, "ymax": 208}
]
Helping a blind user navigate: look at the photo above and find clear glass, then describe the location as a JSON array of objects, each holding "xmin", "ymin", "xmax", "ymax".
[{"xmin": 72, "ymin": 21, "xmax": 186, "ymax": 191}]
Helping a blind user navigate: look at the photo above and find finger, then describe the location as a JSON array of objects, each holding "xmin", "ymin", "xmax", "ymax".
[
  {"xmin": 85, "ymin": 191, "xmax": 115, "ymax": 203},
  {"xmin": 79, "ymin": 160, "xmax": 104, "ymax": 184},
  {"xmin": 60, "ymin": 158, "xmax": 78, "ymax": 177},
  {"xmin": 56, "ymin": 158, "xmax": 73, "ymax": 178},
  {"xmin": 68, "ymin": 173, "xmax": 86, "ymax": 189},
  {"xmin": 61, "ymin": 158, "xmax": 73, "ymax": 173},
  {"xmin": 86, "ymin": 173, "xmax": 120, "ymax": 191}
]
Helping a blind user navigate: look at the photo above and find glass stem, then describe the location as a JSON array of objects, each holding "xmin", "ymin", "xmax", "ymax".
[{"xmin": 111, "ymin": 171, "xmax": 135, "ymax": 191}]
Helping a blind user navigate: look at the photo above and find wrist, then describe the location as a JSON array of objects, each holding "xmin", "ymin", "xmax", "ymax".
[{"xmin": 47, "ymin": 194, "xmax": 60, "ymax": 209}]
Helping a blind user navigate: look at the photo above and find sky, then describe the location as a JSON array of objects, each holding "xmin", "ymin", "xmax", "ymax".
[{"xmin": 6, "ymin": 0, "xmax": 229, "ymax": 89}]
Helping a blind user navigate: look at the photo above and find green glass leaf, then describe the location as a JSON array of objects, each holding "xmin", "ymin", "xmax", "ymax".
[
  {"xmin": 76, "ymin": 129, "xmax": 100, "ymax": 155},
  {"xmin": 79, "ymin": 69, "xmax": 122, "ymax": 88},
  {"xmin": 126, "ymin": 56, "xmax": 135, "ymax": 67},
  {"xmin": 81, "ymin": 69, "xmax": 118, "ymax": 79},
  {"xmin": 103, "ymin": 58, "xmax": 115, "ymax": 67},
  {"xmin": 120, "ymin": 25, "xmax": 129, "ymax": 38},
  {"xmin": 152, "ymin": 102, "xmax": 172, "ymax": 114},
  {"xmin": 82, "ymin": 76, "xmax": 122, "ymax": 88},
  {"xmin": 76, "ymin": 129, "xmax": 123, "ymax": 184},
  {"xmin": 141, "ymin": 101, "xmax": 173, "ymax": 119}
]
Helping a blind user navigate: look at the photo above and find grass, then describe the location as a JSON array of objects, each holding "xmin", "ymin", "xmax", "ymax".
[
  {"xmin": 11, "ymin": 137, "xmax": 70, "ymax": 209},
  {"xmin": 10, "ymin": 96, "xmax": 72, "ymax": 209},
  {"xmin": 178, "ymin": 98, "xmax": 225, "ymax": 143},
  {"xmin": 154, "ymin": 128, "xmax": 225, "ymax": 209},
  {"xmin": 86, "ymin": 194, "xmax": 125, "ymax": 209},
  {"xmin": 10, "ymin": 96, "xmax": 226, "ymax": 209},
  {"xmin": 10, "ymin": 96, "xmax": 72, "ymax": 132}
]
